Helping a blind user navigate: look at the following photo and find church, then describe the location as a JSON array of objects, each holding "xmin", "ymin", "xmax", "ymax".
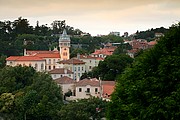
[{"xmin": 6, "ymin": 29, "xmax": 71, "ymax": 72}]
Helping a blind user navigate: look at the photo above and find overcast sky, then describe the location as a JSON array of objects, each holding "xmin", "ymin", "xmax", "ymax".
[{"xmin": 0, "ymin": 0, "xmax": 180, "ymax": 35}]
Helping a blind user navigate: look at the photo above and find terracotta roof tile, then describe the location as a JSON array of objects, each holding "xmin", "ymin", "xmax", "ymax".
[
  {"xmin": 35, "ymin": 53, "xmax": 60, "ymax": 58},
  {"xmin": 49, "ymin": 68, "xmax": 73, "ymax": 74},
  {"xmin": 76, "ymin": 78, "xmax": 100, "ymax": 87},
  {"xmin": 148, "ymin": 41, "xmax": 157, "ymax": 46},
  {"xmin": 6, "ymin": 56, "xmax": 45, "ymax": 61},
  {"xmin": 102, "ymin": 85, "xmax": 115, "ymax": 98},
  {"xmin": 54, "ymin": 76, "xmax": 74, "ymax": 84},
  {"xmin": 6, "ymin": 56, "xmax": 20, "ymax": 61},
  {"xmin": 91, "ymin": 47, "xmax": 116, "ymax": 56}
]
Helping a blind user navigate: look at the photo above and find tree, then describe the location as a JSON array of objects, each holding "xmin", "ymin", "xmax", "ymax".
[
  {"xmin": 0, "ymin": 66, "xmax": 63, "ymax": 119},
  {"xmin": 59, "ymin": 97, "xmax": 107, "ymax": 120},
  {"xmin": 0, "ymin": 55, "xmax": 6, "ymax": 69},
  {"xmin": 89, "ymin": 54, "xmax": 133, "ymax": 80},
  {"xmin": 107, "ymin": 23, "xmax": 180, "ymax": 119}
]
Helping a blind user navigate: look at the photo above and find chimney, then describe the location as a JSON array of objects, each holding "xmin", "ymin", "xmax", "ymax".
[
  {"xmin": 64, "ymin": 69, "xmax": 67, "ymax": 74},
  {"xmin": 24, "ymin": 48, "xmax": 26, "ymax": 56}
]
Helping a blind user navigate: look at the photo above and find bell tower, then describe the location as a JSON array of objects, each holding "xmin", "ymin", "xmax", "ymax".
[{"xmin": 59, "ymin": 29, "xmax": 70, "ymax": 60}]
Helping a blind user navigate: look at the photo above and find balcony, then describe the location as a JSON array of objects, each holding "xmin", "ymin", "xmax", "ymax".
[{"xmin": 85, "ymin": 91, "xmax": 91, "ymax": 95}]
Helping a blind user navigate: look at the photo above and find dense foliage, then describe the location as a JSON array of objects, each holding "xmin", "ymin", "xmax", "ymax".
[
  {"xmin": 135, "ymin": 27, "xmax": 168, "ymax": 41},
  {"xmin": 0, "ymin": 66, "xmax": 63, "ymax": 119},
  {"xmin": 81, "ymin": 54, "xmax": 133, "ymax": 80},
  {"xmin": 107, "ymin": 23, "xmax": 180, "ymax": 119},
  {"xmin": 0, "ymin": 17, "xmax": 124, "ymax": 57},
  {"xmin": 59, "ymin": 97, "xmax": 107, "ymax": 120}
]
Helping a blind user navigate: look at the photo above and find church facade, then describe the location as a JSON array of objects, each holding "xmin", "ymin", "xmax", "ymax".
[{"xmin": 6, "ymin": 29, "xmax": 70, "ymax": 72}]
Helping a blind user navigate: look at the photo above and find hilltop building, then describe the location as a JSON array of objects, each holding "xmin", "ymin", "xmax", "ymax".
[{"xmin": 6, "ymin": 29, "xmax": 70, "ymax": 71}]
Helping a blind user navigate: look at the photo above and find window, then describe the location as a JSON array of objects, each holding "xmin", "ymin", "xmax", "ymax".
[
  {"xmin": 10, "ymin": 61, "xmax": 12, "ymax": 65},
  {"xmin": 79, "ymin": 88, "xmax": 82, "ymax": 92},
  {"xmin": 74, "ymin": 67, "xmax": 76, "ymax": 71},
  {"xmin": 54, "ymin": 74, "xmax": 56, "ymax": 78},
  {"xmin": 90, "ymin": 60, "xmax": 91, "ymax": 63},
  {"xmin": 53, "ymin": 59, "xmax": 56, "ymax": 64},
  {"xmin": 35, "ymin": 63, "xmax": 38, "ymax": 70},
  {"xmin": 82, "ymin": 67, "xmax": 84, "ymax": 71},
  {"xmin": 29, "ymin": 63, "xmax": 32, "ymax": 67},
  {"xmin": 95, "ymin": 88, "xmax": 98, "ymax": 92},
  {"xmin": 89, "ymin": 66, "xmax": 92, "ymax": 69},
  {"xmin": 78, "ymin": 73, "xmax": 80, "ymax": 77},
  {"xmin": 87, "ymin": 88, "xmax": 90, "ymax": 93},
  {"xmin": 78, "ymin": 67, "xmax": 80, "ymax": 71},
  {"xmin": 49, "ymin": 59, "xmax": 51, "ymax": 64},
  {"xmin": 49, "ymin": 65, "xmax": 51, "ymax": 70},
  {"xmin": 41, "ymin": 63, "xmax": 44, "ymax": 70},
  {"xmin": 53, "ymin": 66, "xmax": 55, "ymax": 69}
]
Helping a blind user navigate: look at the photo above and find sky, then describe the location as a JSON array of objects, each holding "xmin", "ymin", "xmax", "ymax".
[{"xmin": 0, "ymin": 0, "xmax": 180, "ymax": 36}]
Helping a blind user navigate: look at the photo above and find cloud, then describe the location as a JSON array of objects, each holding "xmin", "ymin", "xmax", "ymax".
[{"xmin": 0, "ymin": 0, "xmax": 179, "ymax": 35}]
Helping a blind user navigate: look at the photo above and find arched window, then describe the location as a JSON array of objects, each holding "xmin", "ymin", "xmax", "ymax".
[
  {"xmin": 35, "ymin": 63, "xmax": 38, "ymax": 70},
  {"xmin": 41, "ymin": 63, "xmax": 44, "ymax": 70}
]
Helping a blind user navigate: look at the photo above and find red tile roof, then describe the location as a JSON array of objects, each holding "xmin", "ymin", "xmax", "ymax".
[
  {"xmin": 148, "ymin": 41, "xmax": 157, "ymax": 46},
  {"xmin": 102, "ymin": 85, "xmax": 115, "ymax": 98},
  {"xmin": 59, "ymin": 58, "xmax": 85, "ymax": 65},
  {"xmin": 76, "ymin": 78, "xmax": 100, "ymax": 87},
  {"xmin": 54, "ymin": 76, "xmax": 74, "ymax": 84},
  {"xmin": 6, "ymin": 56, "xmax": 45, "ymax": 61},
  {"xmin": 49, "ymin": 68, "xmax": 73, "ymax": 74},
  {"xmin": 34, "ymin": 53, "xmax": 60, "ymax": 58},
  {"xmin": 91, "ymin": 47, "xmax": 116, "ymax": 56},
  {"xmin": 101, "ymin": 81, "xmax": 115, "ymax": 98},
  {"xmin": 6, "ymin": 56, "xmax": 20, "ymax": 61}
]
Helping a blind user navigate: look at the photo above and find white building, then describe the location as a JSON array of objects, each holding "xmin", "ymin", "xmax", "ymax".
[
  {"xmin": 75, "ymin": 54, "xmax": 104, "ymax": 72},
  {"xmin": 75, "ymin": 78, "xmax": 100, "ymax": 99},
  {"xmin": 54, "ymin": 76, "xmax": 75, "ymax": 95},
  {"xmin": 57, "ymin": 58, "xmax": 86, "ymax": 80},
  {"xmin": 109, "ymin": 31, "xmax": 120, "ymax": 36},
  {"xmin": 6, "ymin": 56, "xmax": 45, "ymax": 72},
  {"xmin": 49, "ymin": 68, "xmax": 73, "ymax": 80}
]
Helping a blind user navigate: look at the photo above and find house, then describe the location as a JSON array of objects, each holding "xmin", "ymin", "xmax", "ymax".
[
  {"xmin": 54, "ymin": 76, "xmax": 75, "ymax": 95},
  {"xmin": 6, "ymin": 29, "xmax": 70, "ymax": 71},
  {"xmin": 155, "ymin": 33, "xmax": 164, "ymax": 38},
  {"xmin": 57, "ymin": 58, "xmax": 86, "ymax": 80},
  {"xmin": 91, "ymin": 43, "xmax": 117, "ymax": 58},
  {"xmin": 75, "ymin": 78, "xmax": 100, "ymax": 99},
  {"xmin": 109, "ymin": 31, "xmax": 120, "ymax": 36},
  {"xmin": 148, "ymin": 40, "xmax": 157, "ymax": 48},
  {"xmin": 49, "ymin": 68, "xmax": 73, "ymax": 80},
  {"xmin": 75, "ymin": 54, "xmax": 104, "ymax": 72}
]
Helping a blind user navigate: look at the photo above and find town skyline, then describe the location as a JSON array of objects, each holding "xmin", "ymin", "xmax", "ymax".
[{"xmin": 0, "ymin": 0, "xmax": 180, "ymax": 35}]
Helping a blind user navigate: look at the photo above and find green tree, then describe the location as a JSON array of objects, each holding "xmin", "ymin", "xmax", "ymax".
[
  {"xmin": 59, "ymin": 97, "xmax": 107, "ymax": 120},
  {"xmin": 90, "ymin": 54, "xmax": 133, "ymax": 80},
  {"xmin": 0, "ymin": 66, "xmax": 63, "ymax": 119},
  {"xmin": 107, "ymin": 23, "xmax": 180, "ymax": 119}
]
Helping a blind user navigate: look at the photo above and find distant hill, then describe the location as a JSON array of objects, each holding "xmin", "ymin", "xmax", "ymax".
[{"xmin": 135, "ymin": 27, "xmax": 169, "ymax": 41}]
